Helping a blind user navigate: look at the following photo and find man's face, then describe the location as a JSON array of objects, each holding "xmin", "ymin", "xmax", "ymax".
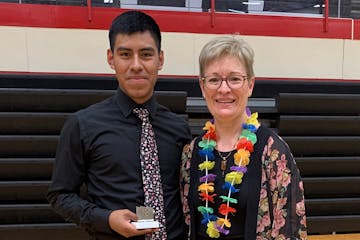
[{"xmin": 107, "ymin": 31, "xmax": 164, "ymax": 104}]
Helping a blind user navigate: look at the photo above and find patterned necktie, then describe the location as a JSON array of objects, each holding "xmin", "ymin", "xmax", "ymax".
[{"xmin": 133, "ymin": 108, "xmax": 167, "ymax": 240}]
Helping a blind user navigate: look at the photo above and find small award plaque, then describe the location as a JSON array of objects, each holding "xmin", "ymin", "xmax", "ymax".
[{"xmin": 132, "ymin": 206, "xmax": 160, "ymax": 229}]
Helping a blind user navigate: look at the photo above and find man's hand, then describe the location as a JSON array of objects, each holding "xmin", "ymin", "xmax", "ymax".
[{"xmin": 109, "ymin": 209, "xmax": 157, "ymax": 238}]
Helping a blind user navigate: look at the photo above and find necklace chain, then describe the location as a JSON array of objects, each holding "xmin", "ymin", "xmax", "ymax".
[
  {"xmin": 216, "ymin": 150, "xmax": 232, "ymax": 160},
  {"xmin": 216, "ymin": 139, "xmax": 238, "ymax": 176},
  {"xmin": 216, "ymin": 150, "xmax": 233, "ymax": 176}
]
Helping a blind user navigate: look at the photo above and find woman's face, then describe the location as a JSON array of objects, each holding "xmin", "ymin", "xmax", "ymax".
[{"xmin": 200, "ymin": 55, "xmax": 255, "ymax": 123}]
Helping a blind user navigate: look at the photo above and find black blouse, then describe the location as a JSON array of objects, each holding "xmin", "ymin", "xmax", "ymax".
[
  {"xmin": 187, "ymin": 126, "xmax": 266, "ymax": 240},
  {"xmin": 192, "ymin": 137, "xmax": 260, "ymax": 240}
]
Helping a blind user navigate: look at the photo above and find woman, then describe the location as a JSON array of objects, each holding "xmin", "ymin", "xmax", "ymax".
[{"xmin": 181, "ymin": 36, "xmax": 307, "ymax": 239}]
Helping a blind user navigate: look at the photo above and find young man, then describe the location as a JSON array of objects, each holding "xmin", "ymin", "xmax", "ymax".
[{"xmin": 47, "ymin": 11, "xmax": 191, "ymax": 240}]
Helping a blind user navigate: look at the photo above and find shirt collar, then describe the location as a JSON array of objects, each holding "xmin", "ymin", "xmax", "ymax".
[{"xmin": 115, "ymin": 87, "xmax": 157, "ymax": 119}]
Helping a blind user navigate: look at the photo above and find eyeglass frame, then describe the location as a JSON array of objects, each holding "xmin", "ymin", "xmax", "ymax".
[{"xmin": 200, "ymin": 73, "xmax": 249, "ymax": 90}]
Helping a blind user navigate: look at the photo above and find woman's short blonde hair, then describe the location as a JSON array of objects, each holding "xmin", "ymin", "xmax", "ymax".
[{"xmin": 199, "ymin": 35, "xmax": 255, "ymax": 78}]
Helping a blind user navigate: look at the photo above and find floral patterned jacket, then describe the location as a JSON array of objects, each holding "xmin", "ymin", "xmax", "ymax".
[{"xmin": 181, "ymin": 125, "xmax": 307, "ymax": 239}]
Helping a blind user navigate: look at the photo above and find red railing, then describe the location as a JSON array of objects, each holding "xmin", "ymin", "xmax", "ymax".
[
  {"xmin": 211, "ymin": 0, "xmax": 215, "ymax": 28},
  {"xmin": 0, "ymin": 1, "xmax": 354, "ymax": 39},
  {"xmin": 87, "ymin": 0, "xmax": 92, "ymax": 22},
  {"xmin": 324, "ymin": 0, "xmax": 329, "ymax": 32}
]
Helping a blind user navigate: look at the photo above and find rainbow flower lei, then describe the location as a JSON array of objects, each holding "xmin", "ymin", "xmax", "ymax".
[{"xmin": 197, "ymin": 108, "xmax": 260, "ymax": 238}]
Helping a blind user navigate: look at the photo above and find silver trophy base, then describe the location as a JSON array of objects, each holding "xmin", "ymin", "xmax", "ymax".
[{"xmin": 132, "ymin": 220, "xmax": 159, "ymax": 229}]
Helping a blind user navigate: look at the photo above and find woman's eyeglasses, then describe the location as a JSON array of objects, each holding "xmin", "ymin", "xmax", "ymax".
[{"xmin": 201, "ymin": 74, "xmax": 248, "ymax": 90}]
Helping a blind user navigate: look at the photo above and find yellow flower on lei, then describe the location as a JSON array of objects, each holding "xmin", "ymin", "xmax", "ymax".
[
  {"xmin": 217, "ymin": 217, "xmax": 231, "ymax": 228},
  {"xmin": 234, "ymin": 149, "xmax": 250, "ymax": 166},
  {"xmin": 247, "ymin": 112, "xmax": 260, "ymax": 128},
  {"xmin": 203, "ymin": 121, "xmax": 215, "ymax": 131},
  {"xmin": 225, "ymin": 171, "xmax": 244, "ymax": 184},
  {"xmin": 199, "ymin": 160, "xmax": 215, "ymax": 171},
  {"xmin": 206, "ymin": 221, "xmax": 220, "ymax": 238},
  {"xmin": 198, "ymin": 182, "xmax": 215, "ymax": 193}
]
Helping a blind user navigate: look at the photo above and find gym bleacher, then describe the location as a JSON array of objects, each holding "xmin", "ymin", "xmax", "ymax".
[{"xmin": 0, "ymin": 73, "xmax": 359, "ymax": 239}]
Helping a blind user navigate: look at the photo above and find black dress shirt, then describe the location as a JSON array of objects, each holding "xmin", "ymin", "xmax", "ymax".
[{"xmin": 47, "ymin": 88, "xmax": 191, "ymax": 239}]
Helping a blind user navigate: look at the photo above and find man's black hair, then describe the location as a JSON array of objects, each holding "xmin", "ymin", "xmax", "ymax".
[{"xmin": 109, "ymin": 10, "xmax": 161, "ymax": 52}]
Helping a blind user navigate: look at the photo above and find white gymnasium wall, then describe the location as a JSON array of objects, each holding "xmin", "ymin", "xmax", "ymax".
[
  {"xmin": 0, "ymin": 26, "xmax": 109, "ymax": 73},
  {"xmin": 1, "ymin": 26, "xmax": 359, "ymax": 80},
  {"xmin": 343, "ymin": 40, "xmax": 360, "ymax": 80}
]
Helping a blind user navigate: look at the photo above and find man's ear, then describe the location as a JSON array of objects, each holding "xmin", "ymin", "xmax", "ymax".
[
  {"xmin": 107, "ymin": 49, "xmax": 115, "ymax": 70},
  {"xmin": 158, "ymin": 50, "xmax": 164, "ymax": 71}
]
